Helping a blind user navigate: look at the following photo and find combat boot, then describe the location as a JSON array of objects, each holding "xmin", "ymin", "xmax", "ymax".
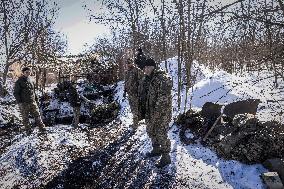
[
  {"xmin": 146, "ymin": 148, "xmax": 161, "ymax": 158},
  {"xmin": 156, "ymin": 153, "xmax": 171, "ymax": 168}
]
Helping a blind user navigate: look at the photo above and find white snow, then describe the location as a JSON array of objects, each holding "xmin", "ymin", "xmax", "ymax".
[
  {"xmin": 116, "ymin": 76, "xmax": 267, "ymax": 189},
  {"xmin": 0, "ymin": 125, "xmax": 94, "ymax": 188},
  {"xmin": 160, "ymin": 56, "xmax": 284, "ymax": 123},
  {"xmin": 1, "ymin": 56, "xmax": 282, "ymax": 188}
]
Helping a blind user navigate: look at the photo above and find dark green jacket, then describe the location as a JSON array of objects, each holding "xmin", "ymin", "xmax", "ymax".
[
  {"xmin": 13, "ymin": 75, "xmax": 37, "ymax": 103},
  {"xmin": 67, "ymin": 85, "xmax": 81, "ymax": 107}
]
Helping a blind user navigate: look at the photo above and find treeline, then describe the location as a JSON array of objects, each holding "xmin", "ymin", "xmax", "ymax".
[
  {"xmin": 87, "ymin": 0, "xmax": 284, "ymax": 86},
  {"xmin": 0, "ymin": 0, "xmax": 67, "ymax": 85}
]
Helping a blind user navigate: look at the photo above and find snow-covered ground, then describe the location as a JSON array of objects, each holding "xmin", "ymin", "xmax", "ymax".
[
  {"xmin": 116, "ymin": 78, "xmax": 267, "ymax": 189},
  {"xmin": 1, "ymin": 57, "xmax": 283, "ymax": 188},
  {"xmin": 161, "ymin": 56, "xmax": 284, "ymax": 123}
]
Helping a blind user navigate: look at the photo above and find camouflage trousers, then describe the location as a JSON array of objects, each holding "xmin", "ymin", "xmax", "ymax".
[
  {"xmin": 72, "ymin": 106, "xmax": 80, "ymax": 127},
  {"xmin": 146, "ymin": 119, "xmax": 171, "ymax": 155},
  {"xmin": 18, "ymin": 102, "xmax": 45, "ymax": 130},
  {"xmin": 128, "ymin": 96, "xmax": 139, "ymax": 128}
]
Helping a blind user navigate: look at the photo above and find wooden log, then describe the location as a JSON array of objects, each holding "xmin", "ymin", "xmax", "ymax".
[{"xmin": 203, "ymin": 114, "xmax": 222, "ymax": 142}]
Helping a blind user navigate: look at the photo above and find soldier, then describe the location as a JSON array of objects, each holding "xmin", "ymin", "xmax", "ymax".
[
  {"xmin": 139, "ymin": 58, "xmax": 173, "ymax": 168},
  {"xmin": 124, "ymin": 58, "xmax": 144, "ymax": 129},
  {"xmin": 67, "ymin": 81, "xmax": 90, "ymax": 128},
  {"xmin": 134, "ymin": 48, "xmax": 147, "ymax": 70},
  {"xmin": 13, "ymin": 67, "xmax": 45, "ymax": 135}
]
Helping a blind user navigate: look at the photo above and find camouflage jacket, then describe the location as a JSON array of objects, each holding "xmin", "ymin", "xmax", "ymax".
[
  {"xmin": 125, "ymin": 66, "xmax": 143, "ymax": 98},
  {"xmin": 139, "ymin": 69, "xmax": 172, "ymax": 123},
  {"xmin": 13, "ymin": 76, "xmax": 38, "ymax": 104}
]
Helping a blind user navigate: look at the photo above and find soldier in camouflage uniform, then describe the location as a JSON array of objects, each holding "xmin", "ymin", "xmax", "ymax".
[
  {"xmin": 124, "ymin": 58, "xmax": 144, "ymax": 129},
  {"xmin": 13, "ymin": 67, "xmax": 45, "ymax": 134},
  {"xmin": 139, "ymin": 58, "xmax": 173, "ymax": 168}
]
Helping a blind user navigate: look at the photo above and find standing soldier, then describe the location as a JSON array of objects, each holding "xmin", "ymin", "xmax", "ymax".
[
  {"xmin": 13, "ymin": 67, "xmax": 45, "ymax": 134},
  {"xmin": 124, "ymin": 58, "xmax": 144, "ymax": 130},
  {"xmin": 139, "ymin": 58, "xmax": 172, "ymax": 168},
  {"xmin": 67, "ymin": 81, "xmax": 90, "ymax": 128}
]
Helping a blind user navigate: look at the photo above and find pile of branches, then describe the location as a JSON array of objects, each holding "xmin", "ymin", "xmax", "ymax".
[{"xmin": 176, "ymin": 110, "xmax": 284, "ymax": 164}]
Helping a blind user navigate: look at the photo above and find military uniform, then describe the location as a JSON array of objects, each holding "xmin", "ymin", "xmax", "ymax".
[
  {"xmin": 139, "ymin": 68, "xmax": 172, "ymax": 165},
  {"xmin": 13, "ymin": 75, "xmax": 45, "ymax": 132},
  {"xmin": 67, "ymin": 84, "xmax": 81, "ymax": 127},
  {"xmin": 125, "ymin": 66, "xmax": 143, "ymax": 128}
]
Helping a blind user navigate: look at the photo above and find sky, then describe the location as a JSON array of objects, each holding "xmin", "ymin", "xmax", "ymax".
[
  {"xmin": 54, "ymin": 0, "xmax": 110, "ymax": 55},
  {"xmin": 54, "ymin": 0, "xmax": 237, "ymax": 55}
]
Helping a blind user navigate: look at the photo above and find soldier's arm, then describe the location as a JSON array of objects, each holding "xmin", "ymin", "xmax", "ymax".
[
  {"xmin": 13, "ymin": 80, "xmax": 22, "ymax": 103},
  {"xmin": 152, "ymin": 77, "xmax": 173, "ymax": 122},
  {"xmin": 69, "ymin": 87, "xmax": 79, "ymax": 101}
]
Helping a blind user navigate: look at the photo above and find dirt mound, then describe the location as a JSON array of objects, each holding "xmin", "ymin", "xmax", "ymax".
[{"xmin": 176, "ymin": 110, "xmax": 284, "ymax": 164}]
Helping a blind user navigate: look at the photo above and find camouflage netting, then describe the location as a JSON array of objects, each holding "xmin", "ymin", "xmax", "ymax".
[
  {"xmin": 90, "ymin": 101, "xmax": 120, "ymax": 125},
  {"xmin": 40, "ymin": 82, "xmax": 120, "ymax": 126},
  {"xmin": 176, "ymin": 110, "xmax": 284, "ymax": 164}
]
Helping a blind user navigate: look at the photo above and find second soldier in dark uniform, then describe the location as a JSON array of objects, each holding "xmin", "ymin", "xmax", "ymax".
[
  {"xmin": 14, "ymin": 67, "xmax": 46, "ymax": 134},
  {"xmin": 124, "ymin": 58, "xmax": 143, "ymax": 129}
]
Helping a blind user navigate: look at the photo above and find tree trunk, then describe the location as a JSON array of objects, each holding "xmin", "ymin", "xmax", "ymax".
[
  {"xmin": 176, "ymin": 0, "xmax": 185, "ymax": 111},
  {"xmin": 184, "ymin": 0, "xmax": 192, "ymax": 113},
  {"xmin": 161, "ymin": 0, "xmax": 168, "ymax": 72},
  {"xmin": 177, "ymin": 37, "xmax": 182, "ymax": 111},
  {"xmin": 2, "ymin": 63, "xmax": 10, "ymax": 85},
  {"xmin": 2, "ymin": 0, "xmax": 10, "ymax": 85}
]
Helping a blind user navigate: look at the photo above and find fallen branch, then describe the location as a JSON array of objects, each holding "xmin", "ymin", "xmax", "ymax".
[{"xmin": 202, "ymin": 115, "xmax": 222, "ymax": 142}]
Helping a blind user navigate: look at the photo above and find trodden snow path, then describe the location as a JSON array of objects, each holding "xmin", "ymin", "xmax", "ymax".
[{"xmin": 102, "ymin": 81, "xmax": 267, "ymax": 189}]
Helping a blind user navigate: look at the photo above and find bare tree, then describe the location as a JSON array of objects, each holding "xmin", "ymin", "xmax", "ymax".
[
  {"xmin": 0, "ymin": 0, "xmax": 66, "ymax": 86},
  {"xmin": 88, "ymin": 0, "xmax": 147, "ymax": 57}
]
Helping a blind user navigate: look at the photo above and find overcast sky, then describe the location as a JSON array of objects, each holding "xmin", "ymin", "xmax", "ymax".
[{"xmin": 54, "ymin": 0, "xmax": 110, "ymax": 55}]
